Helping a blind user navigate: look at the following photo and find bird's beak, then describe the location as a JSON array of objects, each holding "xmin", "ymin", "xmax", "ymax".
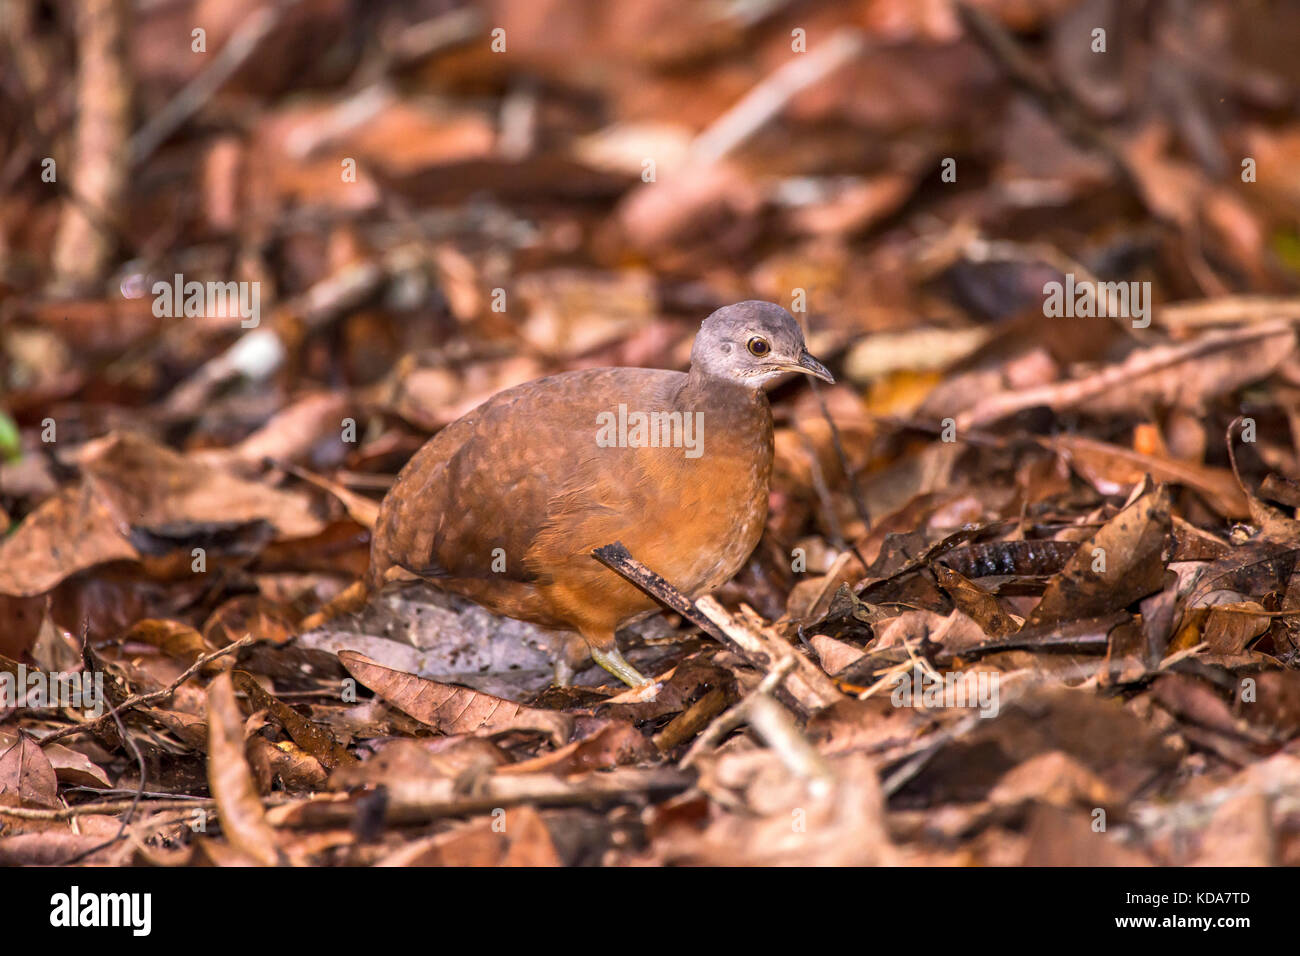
[{"xmin": 781, "ymin": 350, "xmax": 834, "ymax": 384}]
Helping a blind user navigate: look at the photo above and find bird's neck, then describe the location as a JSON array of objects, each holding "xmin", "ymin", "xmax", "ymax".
[{"xmin": 679, "ymin": 368, "xmax": 766, "ymax": 412}]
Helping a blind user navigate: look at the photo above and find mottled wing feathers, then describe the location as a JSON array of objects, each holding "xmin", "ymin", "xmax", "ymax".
[{"xmin": 370, "ymin": 367, "xmax": 684, "ymax": 588}]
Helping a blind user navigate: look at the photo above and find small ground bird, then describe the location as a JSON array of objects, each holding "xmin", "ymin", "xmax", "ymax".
[{"xmin": 340, "ymin": 301, "xmax": 833, "ymax": 688}]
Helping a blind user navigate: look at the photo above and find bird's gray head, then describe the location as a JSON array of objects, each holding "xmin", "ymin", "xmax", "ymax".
[{"xmin": 690, "ymin": 300, "xmax": 834, "ymax": 388}]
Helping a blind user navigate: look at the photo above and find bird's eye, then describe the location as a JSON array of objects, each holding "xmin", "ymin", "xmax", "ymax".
[{"xmin": 747, "ymin": 337, "xmax": 770, "ymax": 357}]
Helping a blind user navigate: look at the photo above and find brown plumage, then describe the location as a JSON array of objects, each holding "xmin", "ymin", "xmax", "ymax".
[{"xmin": 366, "ymin": 300, "xmax": 833, "ymax": 687}]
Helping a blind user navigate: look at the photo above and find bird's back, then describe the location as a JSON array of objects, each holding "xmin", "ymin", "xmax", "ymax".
[{"xmin": 369, "ymin": 365, "xmax": 773, "ymax": 632}]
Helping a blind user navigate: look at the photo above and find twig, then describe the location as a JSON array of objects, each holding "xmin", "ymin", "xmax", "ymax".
[
  {"xmin": 745, "ymin": 694, "xmax": 835, "ymax": 788},
  {"xmin": 653, "ymin": 687, "xmax": 729, "ymax": 752},
  {"xmin": 129, "ymin": 1, "xmax": 297, "ymax": 164},
  {"xmin": 271, "ymin": 458, "xmax": 380, "ymax": 530},
  {"xmin": 810, "ymin": 377, "xmax": 872, "ymax": 535},
  {"xmin": 689, "ymin": 28, "xmax": 864, "ymax": 164},
  {"xmin": 954, "ymin": 320, "xmax": 1296, "ymax": 430},
  {"xmin": 675, "ymin": 654, "xmax": 841, "ymax": 790},
  {"xmin": 0, "ymin": 797, "xmax": 216, "ymax": 821},
  {"xmin": 953, "ymin": 2, "xmax": 1144, "ymax": 203},
  {"xmin": 386, "ymin": 7, "xmax": 485, "ymax": 67},
  {"xmin": 681, "ymin": 656, "xmax": 798, "ymax": 768},
  {"xmin": 878, "ymin": 662, "xmax": 1108, "ymax": 796},
  {"xmin": 38, "ymin": 635, "xmax": 254, "ymax": 747},
  {"xmin": 694, "ymin": 595, "xmax": 842, "ymax": 710},
  {"xmin": 1160, "ymin": 295, "xmax": 1300, "ymax": 329},
  {"xmin": 590, "ymin": 542, "xmax": 734, "ymax": 648},
  {"xmin": 881, "ymin": 711, "xmax": 984, "ymax": 796},
  {"xmin": 266, "ymin": 767, "xmax": 694, "ymax": 827},
  {"xmin": 58, "ymin": 670, "xmax": 147, "ymax": 864},
  {"xmin": 54, "ymin": 617, "xmax": 150, "ymax": 864},
  {"xmin": 930, "ymin": 613, "xmax": 1125, "ymax": 666},
  {"xmin": 0, "ymin": 790, "xmax": 315, "ymax": 822}
]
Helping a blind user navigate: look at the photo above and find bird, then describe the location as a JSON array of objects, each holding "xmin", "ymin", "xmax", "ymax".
[{"xmin": 342, "ymin": 301, "xmax": 833, "ymax": 688}]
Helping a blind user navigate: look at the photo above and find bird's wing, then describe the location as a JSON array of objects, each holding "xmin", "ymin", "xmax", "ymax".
[{"xmin": 371, "ymin": 367, "xmax": 682, "ymax": 586}]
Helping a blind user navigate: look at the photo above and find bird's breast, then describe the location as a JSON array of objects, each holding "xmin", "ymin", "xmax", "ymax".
[{"xmin": 617, "ymin": 394, "xmax": 774, "ymax": 596}]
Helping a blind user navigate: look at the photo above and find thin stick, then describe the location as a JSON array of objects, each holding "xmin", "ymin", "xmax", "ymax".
[
  {"xmin": 681, "ymin": 656, "xmax": 797, "ymax": 768},
  {"xmin": 590, "ymin": 542, "xmax": 734, "ymax": 649},
  {"xmin": 38, "ymin": 635, "xmax": 254, "ymax": 747},
  {"xmin": 129, "ymin": 1, "xmax": 297, "ymax": 164},
  {"xmin": 810, "ymin": 377, "xmax": 872, "ymax": 535},
  {"xmin": 0, "ymin": 797, "xmax": 216, "ymax": 821},
  {"xmin": 653, "ymin": 687, "xmax": 729, "ymax": 752},
  {"xmin": 58, "ymin": 669, "xmax": 147, "ymax": 864},
  {"xmin": 0, "ymin": 790, "xmax": 317, "ymax": 822},
  {"xmin": 954, "ymin": 320, "xmax": 1295, "ymax": 430},
  {"xmin": 689, "ymin": 28, "xmax": 864, "ymax": 164},
  {"xmin": 269, "ymin": 768, "xmax": 694, "ymax": 827}
]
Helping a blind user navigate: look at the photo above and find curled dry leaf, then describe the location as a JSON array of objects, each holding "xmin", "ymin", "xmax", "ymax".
[
  {"xmin": 139, "ymin": 708, "xmax": 209, "ymax": 749},
  {"xmin": 498, "ymin": 719, "xmax": 657, "ymax": 775},
  {"xmin": 205, "ymin": 672, "xmax": 283, "ymax": 866},
  {"xmin": 121, "ymin": 619, "xmax": 212, "ymax": 664},
  {"xmin": 337, "ymin": 650, "xmax": 573, "ymax": 746},
  {"xmin": 956, "ymin": 321, "xmax": 1297, "ymax": 429},
  {"xmin": 0, "ymin": 832, "xmax": 131, "ymax": 866},
  {"xmin": 248, "ymin": 736, "xmax": 328, "ymax": 792},
  {"xmin": 215, "ymin": 391, "xmax": 352, "ymax": 468},
  {"xmin": 329, "ymin": 737, "xmax": 509, "ymax": 790},
  {"xmin": 1026, "ymin": 485, "xmax": 1172, "ymax": 629},
  {"xmin": 232, "ymin": 670, "xmax": 356, "ymax": 770},
  {"xmin": 933, "ymin": 564, "xmax": 1019, "ymax": 637},
  {"xmin": 659, "ymin": 752, "xmax": 894, "ymax": 865},
  {"xmin": 988, "ymin": 749, "xmax": 1117, "ymax": 809},
  {"xmin": 1201, "ymin": 602, "xmax": 1271, "ymax": 655}
]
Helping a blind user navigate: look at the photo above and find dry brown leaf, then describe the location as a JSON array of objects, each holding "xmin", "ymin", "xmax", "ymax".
[
  {"xmin": 1027, "ymin": 485, "xmax": 1171, "ymax": 629},
  {"xmin": 374, "ymin": 805, "xmax": 561, "ymax": 866},
  {"xmin": 988, "ymin": 750, "xmax": 1117, "ymax": 809},
  {"xmin": 122, "ymin": 619, "xmax": 212, "ymax": 664},
  {"xmin": 497, "ymin": 719, "xmax": 656, "ymax": 775},
  {"xmin": 956, "ymin": 322, "xmax": 1297, "ymax": 430},
  {"xmin": 337, "ymin": 650, "xmax": 573, "ymax": 745},
  {"xmin": 1052, "ymin": 434, "xmax": 1248, "ymax": 518},
  {"xmin": 233, "ymin": 670, "xmax": 355, "ymax": 771},
  {"xmin": 0, "ymin": 483, "xmax": 140, "ymax": 597},
  {"xmin": 78, "ymin": 430, "xmax": 325, "ymax": 541},
  {"xmin": 205, "ymin": 672, "xmax": 283, "ymax": 865},
  {"xmin": 1202, "ymin": 602, "xmax": 1271, "ymax": 655},
  {"xmin": 0, "ymin": 730, "xmax": 113, "ymax": 790},
  {"xmin": 0, "ymin": 733, "xmax": 59, "ymax": 808},
  {"xmin": 934, "ymin": 565, "xmax": 1018, "ymax": 638}
]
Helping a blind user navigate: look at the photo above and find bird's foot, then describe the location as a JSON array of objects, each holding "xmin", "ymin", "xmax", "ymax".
[{"xmin": 590, "ymin": 645, "xmax": 653, "ymax": 690}]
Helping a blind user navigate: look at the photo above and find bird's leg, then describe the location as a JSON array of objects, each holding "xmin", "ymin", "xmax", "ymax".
[
  {"xmin": 552, "ymin": 633, "xmax": 590, "ymax": 687},
  {"xmin": 590, "ymin": 645, "xmax": 650, "ymax": 688},
  {"xmin": 583, "ymin": 630, "xmax": 651, "ymax": 688}
]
